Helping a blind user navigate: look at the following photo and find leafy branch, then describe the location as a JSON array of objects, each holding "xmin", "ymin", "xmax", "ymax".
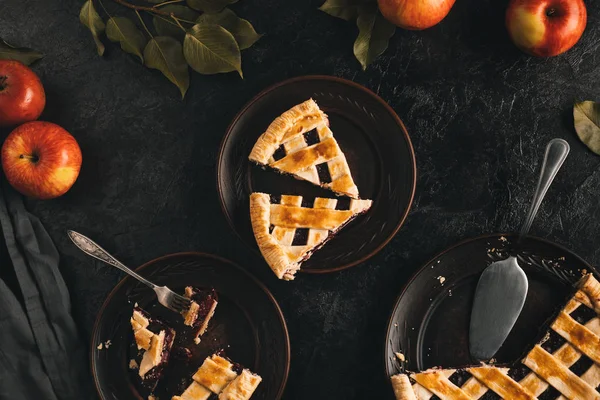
[
  {"xmin": 79, "ymin": 0, "xmax": 261, "ymax": 98},
  {"xmin": 319, "ymin": 0, "xmax": 396, "ymax": 70}
]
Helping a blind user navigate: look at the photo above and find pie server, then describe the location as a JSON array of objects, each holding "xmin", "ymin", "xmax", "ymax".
[{"xmin": 469, "ymin": 138, "xmax": 570, "ymax": 361}]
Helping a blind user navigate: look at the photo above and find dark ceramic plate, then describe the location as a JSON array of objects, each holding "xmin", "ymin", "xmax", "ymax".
[
  {"xmin": 217, "ymin": 76, "xmax": 416, "ymax": 274},
  {"xmin": 91, "ymin": 252, "xmax": 290, "ymax": 400},
  {"xmin": 384, "ymin": 233, "xmax": 595, "ymax": 398}
]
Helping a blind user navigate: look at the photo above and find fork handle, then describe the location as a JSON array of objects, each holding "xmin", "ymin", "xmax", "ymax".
[
  {"xmin": 68, "ymin": 230, "xmax": 157, "ymax": 290},
  {"xmin": 520, "ymin": 138, "xmax": 570, "ymax": 237}
]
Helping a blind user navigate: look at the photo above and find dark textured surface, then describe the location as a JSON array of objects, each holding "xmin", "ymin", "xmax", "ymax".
[{"xmin": 1, "ymin": 0, "xmax": 599, "ymax": 399}]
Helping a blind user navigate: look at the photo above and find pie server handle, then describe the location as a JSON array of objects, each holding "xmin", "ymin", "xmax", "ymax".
[{"xmin": 469, "ymin": 139, "xmax": 569, "ymax": 361}]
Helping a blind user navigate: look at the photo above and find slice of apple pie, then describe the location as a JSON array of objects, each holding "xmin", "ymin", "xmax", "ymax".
[
  {"xmin": 249, "ymin": 98, "xmax": 361, "ymax": 198},
  {"xmin": 250, "ymin": 192, "xmax": 372, "ymax": 280}
]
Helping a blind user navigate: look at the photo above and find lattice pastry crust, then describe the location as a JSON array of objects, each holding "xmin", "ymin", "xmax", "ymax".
[
  {"xmin": 248, "ymin": 98, "xmax": 360, "ymax": 198},
  {"xmin": 250, "ymin": 192, "xmax": 372, "ymax": 280},
  {"xmin": 391, "ymin": 274, "xmax": 600, "ymax": 400},
  {"xmin": 172, "ymin": 354, "xmax": 261, "ymax": 400}
]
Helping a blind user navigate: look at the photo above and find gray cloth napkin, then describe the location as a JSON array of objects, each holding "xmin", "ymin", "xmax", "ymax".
[{"xmin": 0, "ymin": 179, "xmax": 93, "ymax": 399}]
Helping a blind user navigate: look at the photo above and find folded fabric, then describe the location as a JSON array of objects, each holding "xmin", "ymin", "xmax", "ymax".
[{"xmin": 0, "ymin": 178, "xmax": 93, "ymax": 399}]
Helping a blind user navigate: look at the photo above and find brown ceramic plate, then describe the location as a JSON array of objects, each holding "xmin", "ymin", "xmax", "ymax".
[
  {"xmin": 384, "ymin": 233, "xmax": 595, "ymax": 398},
  {"xmin": 91, "ymin": 252, "xmax": 290, "ymax": 400},
  {"xmin": 217, "ymin": 75, "xmax": 416, "ymax": 274}
]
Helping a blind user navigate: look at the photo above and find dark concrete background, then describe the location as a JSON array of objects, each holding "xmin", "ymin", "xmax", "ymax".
[{"xmin": 1, "ymin": 0, "xmax": 599, "ymax": 398}]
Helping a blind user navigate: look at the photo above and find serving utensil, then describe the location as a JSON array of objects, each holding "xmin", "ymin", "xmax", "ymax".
[
  {"xmin": 67, "ymin": 230, "xmax": 191, "ymax": 314},
  {"xmin": 469, "ymin": 138, "xmax": 570, "ymax": 361}
]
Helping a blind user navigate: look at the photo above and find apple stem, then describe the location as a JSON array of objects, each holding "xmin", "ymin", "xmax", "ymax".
[
  {"xmin": 0, "ymin": 75, "xmax": 6, "ymax": 91},
  {"xmin": 546, "ymin": 8, "xmax": 556, "ymax": 16},
  {"xmin": 19, "ymin": 154, "xmax": 38, "ymax": 162}
]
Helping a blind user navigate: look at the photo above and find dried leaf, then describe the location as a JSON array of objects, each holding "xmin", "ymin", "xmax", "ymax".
[
  {"xmin": 106, "ymin": 17, "xmax": 147, "ymax": 62},
  {"xmin": 196, "ymin": 8, "xmax": 261, "ymax": 50},
  {"xmin": 0, "ymin": 38, "xmax": 44, "ymax": 65},
  {"xmin": 319, "ymin": 0, "xmax": 361, "ymax": 21},
  {"xmin": 187, "ymin": 0, "xmax": 237, "ymax": 13},
  {"xmin": 80, "ymin": 0, "xmax": 106, "ymax": 56},
  {"xmin": 153, "ymin": 5, "xmax": 199, "ymax": 41},
  {"xmin": 144, "ymin": 36, "xmax": 189, "ymax": 99},
  {"xmin": 183, "ymin": 24, "xmax": 242, "ymax": 77},
  {"xmin": 574, "ymin": 101, "xmax": 600, "ymax": 155},
  {"xmin": 353, "ymin": 5, "xmax": 395, "ymax": 70}
]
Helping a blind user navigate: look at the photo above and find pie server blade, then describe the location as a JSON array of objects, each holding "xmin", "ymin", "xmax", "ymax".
[
  {"xmin": 469, "ymin": 138, "xmax": 569, "ymax": 361},
  {"xmin": 469, "ymin": 256, "xmax": 528, "ymax": 361}
]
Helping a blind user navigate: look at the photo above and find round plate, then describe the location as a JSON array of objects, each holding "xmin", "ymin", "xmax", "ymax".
[
  {"xmin": 384, "ymin": 233, "xmax": 595, "ymax": 397},
  {"xmin": 91, "ymin": 252, "xmax": 290, "ymax": 400},
  {"xmin": 217, "ymin": 75, "xmax": 416, "ymax": 274}
]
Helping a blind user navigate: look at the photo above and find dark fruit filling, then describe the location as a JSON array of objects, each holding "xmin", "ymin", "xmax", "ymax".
[
  {"xmin": 187, "ymin": 288, "xmax": 218, "ymax": 328},
  {"xmin": 335, "ymin": 197, "xmax": 351, "ymax": 210},
  {"xmin": 303, "ymin": 128, "xmax": 320, "ymax": 146},
  {"xmin": 316, "ymin": 162, "xmax": 332, "ymax": 183},
  {"xmin": 269, "ymin": 194, "xmax": 281, "ymax": 204},
  {"xmin": 291, "ymin": 228, "xmax": 309, "ymax": 246},
  {"xmin": 273, "ymin": 145, "xmax": 286, "ymax": 161}
]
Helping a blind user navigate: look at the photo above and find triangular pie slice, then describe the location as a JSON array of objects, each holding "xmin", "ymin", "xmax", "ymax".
[
  {"xmin": 391, "ymin": 273, "xmax": 600, "ymax": 400},
  {"xmin": 248, "ymin": 98, "xmax": 360, "ymax": 199},
  {"xmin": 250, "ymin": 192, "xmax": 372, "ymax": 280}
]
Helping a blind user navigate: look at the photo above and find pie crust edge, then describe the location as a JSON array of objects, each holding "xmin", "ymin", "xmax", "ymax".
[
  {"xmin": 248, "ymin": 98, "xmax": 325, "ymax": 164},
  {"xmin": 250, "ymin": 192, "xmax": 299, "ymax": 280}
]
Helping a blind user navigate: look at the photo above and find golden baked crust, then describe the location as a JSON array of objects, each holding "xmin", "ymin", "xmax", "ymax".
[
  {"xmin": 391, "ymin": 374, "xmax": 417, "ymax": 400},
  {"xmin": 249, "ymin": 192, "xmax": 372, "ymax": 280},
  {"xmin": 192, "ymin": 354, "xmax": 238, "ymax": 394},
  {"xmin": 248, "ymin": 98, "xmax": 360, "ymax": 198},
  {"xmin": 392, "ymin": 274, "xmax": 600, "ymax": 400},
  {"xmin": 218, "ymin": 369, "xmax": 262, "ymax": 400}
]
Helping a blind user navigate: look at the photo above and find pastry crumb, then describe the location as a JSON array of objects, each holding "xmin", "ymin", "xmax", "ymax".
[
  {"xmin": 448, "ymin": 289, "xmax": 453, "ymax": 297},
  {"xmin": 489, "ymin": 358, "xmax": 497, "ymax": 364},
  {"xmin": 97, "ymin": 343, "xmax": 103, "ymax": 350},
  {"xmin": 134, "ymin": 302, "xmax": 139, "ymax": 307},
  {"xmin": 539, "ymin": 331, "xmax": 551, "ymax": 344},
  {"xmin": 558, "ymin": 256, "xmax": 565, "ymax": 261},
  {"xmin": 499, "ymin": 236, "xmax": 507, "ymax": 242},
  {"xmin": 395, "ymin": 352, "xmax": 405, "ymax": 362},
  {"xmin": 194, "ymin": 338, "xmax": 201, "ymax": 345},
  {"xmin": 129, "ymin": 359, "xmax": 139, "ymax": 369},
  {"xmin": 437, "ymin": 276, "xmax": 446, "ymax": 285},
  {"xmin": 394, "ymin": 323, "xmax": 398, "ymax": 327},
  {"xmin": 105, "ymin": 340, "xmax": 112, "ymax": 348}
]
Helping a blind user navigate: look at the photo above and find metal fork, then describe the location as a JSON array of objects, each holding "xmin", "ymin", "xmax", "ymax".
[{"xmin": 67, "ymin": 230, "xmax": 191, "ymax": 314}]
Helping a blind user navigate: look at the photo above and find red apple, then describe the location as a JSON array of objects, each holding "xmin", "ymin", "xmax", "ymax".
[
  {"xmin": 1, "ymin": 121, "xmax": 82, "ymax": 199},
  {"xmin": 378, "ymin": 0, "xmax": 456, "ymax": 30},
  {"xmin": 0, "ymin": 60, "xmax": 46, "ymax": 127},
  {"xmin": 506, "ymin": 0, "xmax": 587, "ymax": 57}
]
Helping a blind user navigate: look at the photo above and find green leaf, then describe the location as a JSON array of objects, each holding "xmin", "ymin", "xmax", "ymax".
[
  {"xmin": 319, "ymin": 0, "xmax": 361, "ymax": 21},
  {"xmin": 153, "ymin": 5, "xmax": 200, "ymax": 41},
  {"xmin": 187, "ymin": 0, "xmax": 237, "ymax": 13},
  {"xmin": 196, "ymin": 8, "xmax": 262, "ymax": 50},
  {"xmin": 79, "ymin": 0, "xmax": 106, "ymax": 56},
  {"xmin": 106, "ymin": 17, "xmax": 147, "ymax": 62},
  {"xmin": 0, "ymin": 38, "xmax": 44, "ymax": 65},
  {"xmin": 574, "ymin": 101, "xmax": 600, "ymax": 155},
  {"xmin": 144, "ymin": 36, "xmax": 189, "ymax": 98},
  {"xmin": 183, "ymin": 24, "xmax": 242, "ymax": 77},
  {"xmin": 353, "ymin": 5, "xmax": 395, "ymax": 70}
]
